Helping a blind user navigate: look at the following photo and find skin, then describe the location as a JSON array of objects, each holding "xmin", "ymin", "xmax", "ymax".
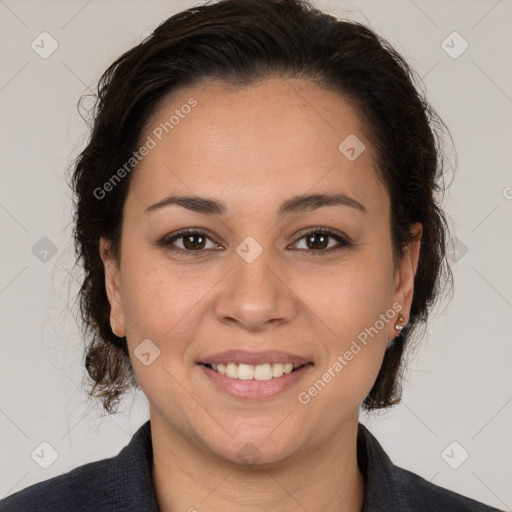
[{"xmin": 100, "ymin": 77, "xmax": 422, "ymax": 512}]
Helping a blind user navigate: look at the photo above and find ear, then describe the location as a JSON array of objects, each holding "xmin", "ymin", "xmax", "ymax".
[
  {"xmin": 389, "ymin": 222, "xmax": 422, "ymax": 337},
  {"xmin": 99, "ymin": 237, "xmax": 126, "ymax": 337}
]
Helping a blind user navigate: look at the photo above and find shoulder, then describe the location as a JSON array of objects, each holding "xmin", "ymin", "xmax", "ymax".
[
  {"xmin": 357, "ymin": 423, "xmax": 504, "ymax": 512},
  {"xmin": 392, "ymin": 464, "xmax": 504, "ymax": 512},
  {"xmin": 0, "ymin": 421, "xmax": 157, "ymax": 512},
  {"xmin": 0, "ymin": 457, "xmax": 118, "ymax": 511}
]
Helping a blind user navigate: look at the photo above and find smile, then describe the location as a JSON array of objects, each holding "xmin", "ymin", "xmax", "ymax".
[
  {"xmin": 203, "ymin": 362, "xmax": 303, "ymax": 381},
  {"xmin": 199, "ymin": 361, "xmax": 313, "ymax": 399}
]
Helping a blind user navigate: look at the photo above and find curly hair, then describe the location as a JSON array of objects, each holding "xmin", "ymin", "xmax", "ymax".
[{"xmin": 69, "ymin": 0, "xmax": 453, "ymax": 413}]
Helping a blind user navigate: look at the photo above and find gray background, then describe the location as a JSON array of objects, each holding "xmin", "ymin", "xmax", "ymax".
[{"xmin": 0, "ymin": 0, "xmax": 511, "ymax": 509}]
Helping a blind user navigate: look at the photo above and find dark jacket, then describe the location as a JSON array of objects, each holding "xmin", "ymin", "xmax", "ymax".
[{"xmin": 0, "ymin": 421, "xmax": 504, "ymax": 511}]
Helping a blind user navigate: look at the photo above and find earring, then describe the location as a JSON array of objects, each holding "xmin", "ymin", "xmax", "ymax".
[{"xmin": 394, "ymin": 314, "xmax": 405, "ymax": 337}]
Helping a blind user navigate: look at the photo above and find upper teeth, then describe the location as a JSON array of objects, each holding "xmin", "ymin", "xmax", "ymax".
[{"xmin": 209, "ymin": 362, "xmax": 300, "ymax": 380}]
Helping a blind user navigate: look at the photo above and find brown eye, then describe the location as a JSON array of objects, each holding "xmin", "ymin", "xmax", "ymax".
[
  {"xmin": 291, "ymin": 228, "xmax": 350, "ymax": 255},
  {"xmin": 161, "ymin": 229, "xmax": 220, "ymax": 256},
  {"xmin": 180, "ymin": 233, "xmax": 207, "ymax": 250}
]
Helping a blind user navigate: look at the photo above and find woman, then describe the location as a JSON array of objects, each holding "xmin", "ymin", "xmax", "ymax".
[{"xmin": 0, "ymin": 0, "xmax": 504, "ymax": 510}]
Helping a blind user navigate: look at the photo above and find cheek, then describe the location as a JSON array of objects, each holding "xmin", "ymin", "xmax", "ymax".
[
  {"xmin": 119, "ymin": 254, "xmax": 216, "ymax": 362},
  {"xmin": 119, "ymin": 258, "xmax": 175, "ymax": 344},
  {"xmin": 118, "ymin": 259, "xmax": 203, "ymax": 410},
  {"xmin": 304, "ymin": 251, "xmax": 394, "ymax": 335},
  {"xmin": 294, "ymin": 253, "xmax": 394, "ymax": 405}
]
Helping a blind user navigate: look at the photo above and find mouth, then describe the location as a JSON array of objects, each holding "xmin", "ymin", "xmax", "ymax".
[
  {"xmin": 201, "ymin": 361, "xmax": 309, "ymax": 381},
  {"xmin": 197, "ymin": 350, "xmax": 314, "ymax": 399}
]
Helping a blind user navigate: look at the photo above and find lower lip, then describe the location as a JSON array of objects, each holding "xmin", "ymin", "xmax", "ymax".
[{"xmin": 198, "ymin": 363, "xmax": 313, "ymax": 400}]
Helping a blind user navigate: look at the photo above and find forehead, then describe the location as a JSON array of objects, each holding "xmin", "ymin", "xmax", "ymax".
[{"xmin": 127, "ymin": 78, "xmax": 387, "ymax": 216}]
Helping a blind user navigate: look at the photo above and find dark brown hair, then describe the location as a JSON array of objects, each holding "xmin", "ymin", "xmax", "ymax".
[{"xmin": 70, "ymin": 0, "xmax": 453, "ymax": 413}]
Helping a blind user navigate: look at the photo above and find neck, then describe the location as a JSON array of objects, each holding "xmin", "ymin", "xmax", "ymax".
[{"xmin": 150, "ymin": 411, "xmax": 365, "ymax": 512}]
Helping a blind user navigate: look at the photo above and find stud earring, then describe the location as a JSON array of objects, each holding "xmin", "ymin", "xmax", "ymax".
[{"xmin": 394, "ymin": 314, "xmax": 405, "ymax": 337}]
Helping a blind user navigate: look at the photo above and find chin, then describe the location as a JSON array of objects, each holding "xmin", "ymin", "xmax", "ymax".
[
  {"xmin": 204, "ymin": 420, "xmax": 305, "ymax": 467},
  {"xmin": 216, "ymin": 439, "xmax": 300, "ymax": 468}
]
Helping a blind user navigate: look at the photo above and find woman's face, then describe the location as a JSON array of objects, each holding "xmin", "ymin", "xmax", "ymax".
[{"xmin": 101, "ymin": 78, "xmax": 421, "ymax": 464}]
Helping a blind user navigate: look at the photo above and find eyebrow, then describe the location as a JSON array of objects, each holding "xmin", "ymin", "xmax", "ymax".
[{"xmin": 144, "ymin": 192, "xmax": 367, "ymax": 217}]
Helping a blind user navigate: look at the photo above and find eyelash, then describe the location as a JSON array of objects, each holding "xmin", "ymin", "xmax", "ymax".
[{"xmin": 159, "ymin": 227, "xmax": 351, "ymax": 257}]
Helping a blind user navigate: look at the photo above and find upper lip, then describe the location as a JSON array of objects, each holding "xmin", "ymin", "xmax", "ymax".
[{"xmin": 198, "ymin": 349, "xmax": 311, "ymax": 366}]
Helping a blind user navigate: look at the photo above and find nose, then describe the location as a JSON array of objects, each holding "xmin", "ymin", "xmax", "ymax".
[{"xmin": 213, "ymin": 245, "xmax": 297, "ymax": 332}]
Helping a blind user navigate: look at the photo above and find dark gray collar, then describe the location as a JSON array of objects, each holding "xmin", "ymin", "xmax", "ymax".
[{"xmin": 357, "ymin": 422, "xmax": 400, "ymax": 511}]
